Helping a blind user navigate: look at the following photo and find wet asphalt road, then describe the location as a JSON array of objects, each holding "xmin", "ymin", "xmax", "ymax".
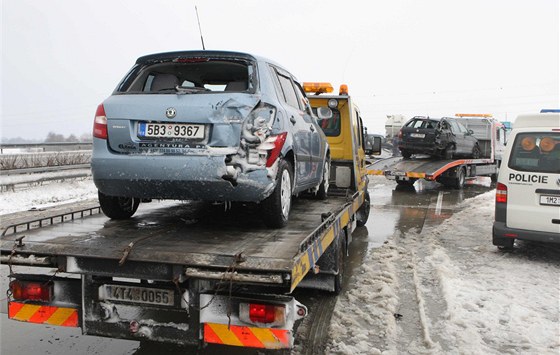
[{"xmin": 0, "ymin": 177, "xmax": 494, "ymax": 355}]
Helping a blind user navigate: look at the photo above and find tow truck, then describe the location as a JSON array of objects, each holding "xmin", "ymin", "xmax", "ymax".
[
  {"xmin": 0, "ymin": 82, "xmax": 378, "ymax": 351},
  {"xmin": 369, "ymin": 114, "xmax": 507, "ymax": 188}
]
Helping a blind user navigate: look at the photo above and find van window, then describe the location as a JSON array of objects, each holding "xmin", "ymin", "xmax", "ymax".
[{"xmin": 508, "ymin": 132, "xmax": 560, "ymax": 173}]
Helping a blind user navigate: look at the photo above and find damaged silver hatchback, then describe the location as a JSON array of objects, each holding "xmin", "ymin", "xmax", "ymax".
[{"xmin": 91, "ymin": 51, "xmax": 330, "ymax": 228}]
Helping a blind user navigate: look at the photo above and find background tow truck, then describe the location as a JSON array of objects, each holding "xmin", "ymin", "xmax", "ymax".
[
  {"xmin": 0, "ymin": 82, "xmax": 379, "ymax": 351},
  {"xmin": 368, "ymin": 113, "xmax": 508, "ymax": 188}
]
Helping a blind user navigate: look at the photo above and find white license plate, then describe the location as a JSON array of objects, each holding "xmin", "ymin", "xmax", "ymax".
[
  {"xmin": 410, "ymin": 133, "xmax": 425, "ymax": 138},
  {"xmin": 139, "ymin": 122, "xmax": 204, "ymax": 139},
  {"xmin": 540, "ymin": 195, "xmax": 560, "ymax": 206},
  {"xmin": 100, "ymin": 284, "xmax": 175, "ymax": 306}
]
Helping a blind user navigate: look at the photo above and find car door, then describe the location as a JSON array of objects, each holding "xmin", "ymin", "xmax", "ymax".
[
  {"xmin": 272, "ymin": 67, "xmax": 313, "ymax": 184},
  {"xmin": 449, "ymin": 120, "xmax": 468, "ymax": 154},
  {"xmin": 294, "ymin": 81, "xmax": 324, "ymax": 183}
]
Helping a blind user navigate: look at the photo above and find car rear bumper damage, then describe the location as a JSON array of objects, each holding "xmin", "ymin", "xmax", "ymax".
[{"xmin": 92, "ymin": 154, "xmax": 275, "ymax": 201}]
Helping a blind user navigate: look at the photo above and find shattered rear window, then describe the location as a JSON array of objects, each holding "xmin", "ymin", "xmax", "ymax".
[{"xmin": 115, "ymin": 58, "xmax": 256, "ymax": 94}]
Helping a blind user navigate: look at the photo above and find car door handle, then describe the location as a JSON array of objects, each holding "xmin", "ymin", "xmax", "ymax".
[
  {"xmin": 310, "ymin": 125, "xmax": 315, "ymax": 132},
  {"xmin": 290, "ymin": 116, "xmax": 296, "ymax": 124}
]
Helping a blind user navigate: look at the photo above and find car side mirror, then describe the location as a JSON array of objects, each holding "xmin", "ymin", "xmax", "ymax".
[
  {"xmin": 365, "ymin": 136, "xmax": 382, "ymax": 155},
  {"xmin": 468, "ymin": 129, "xmax": 474, "ymax": 135}
]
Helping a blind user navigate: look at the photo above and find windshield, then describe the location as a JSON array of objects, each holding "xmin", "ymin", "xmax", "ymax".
[
  {"xmin": 115, "ymin": 58, "xmax": 255, "ymax": 94},
  {"xmin": 508, "ymin": 132, "xmax": 560, "ymax": 173}
]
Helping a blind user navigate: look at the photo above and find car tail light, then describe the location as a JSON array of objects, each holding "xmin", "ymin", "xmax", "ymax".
[
  {"xmin": 496, "ymin": 183, "xmax": 507, "ymax": 203},
  {"xmin": 266, "ymin": 132, "xmax": 288, "ymax": 167},
  {"xmin": 398, "ymin": 129, "xmax": 403, "ymax": 139},
  {"xmin": 239, "ymin": 303, "xmax": 286, "ymax": 326},
  {"xmin": 10, "ymin": 280, "xmax": 53, "ymax": 302},
  {"xmin": 93, "ymin": 104, "xmax": 108, "ymax": 139}
]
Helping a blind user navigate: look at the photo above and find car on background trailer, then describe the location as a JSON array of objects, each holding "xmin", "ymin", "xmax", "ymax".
[
  {"xmin": 398, "ymin": 116, "xmax": 480, "ymax": 159},
  {"xmin": 91, "ymin": 50, "xmax": 330, "ymax": 228}
]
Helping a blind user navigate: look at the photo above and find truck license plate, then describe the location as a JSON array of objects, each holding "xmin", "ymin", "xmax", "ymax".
[
  {"xmin": 100, "ymin": 284, "xmax": 175, "ymax": 306},
  {"xmin": 540, "ymin": 195, "xmax": 560, "ymax": 206}
]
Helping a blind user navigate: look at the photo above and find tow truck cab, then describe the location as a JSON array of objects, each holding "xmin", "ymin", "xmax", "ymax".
[{"xmin": 303, "ymin": 82, "xmax": 381, "ymax": 226}]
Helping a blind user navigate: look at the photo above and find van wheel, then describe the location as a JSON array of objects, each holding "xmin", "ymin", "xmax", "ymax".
[
  {"xmin": 356, "ymin": 191, "xmax": 370, "ymax": 227},
  {"xmin": 262, "ymin": 159, "xmax": 292, "ymax": 228},
  {"xmin": 98, "ymin": 191, "xmax": 140, "ymax": 219},
  {"xmin": 316, "ymin": 158, "xmax": 330, "ymax": 200},
  {"xmin": 493, "ymin": 236, "xmax": 514, "ymax": 251}
]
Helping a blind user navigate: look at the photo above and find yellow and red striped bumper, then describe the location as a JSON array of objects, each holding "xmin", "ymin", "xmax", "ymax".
[
  {"xmin": 204, "ymin": 323, "xmax": 290, "ymax": 349},
  {"xmin": 8, "ymin": 302, "xmax": 78, "ymax": 327}
]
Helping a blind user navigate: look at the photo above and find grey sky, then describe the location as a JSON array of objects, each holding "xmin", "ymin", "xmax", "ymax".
[{"xmin": 1, "ymin": 0, "xmax": 559, "ymax": 140}]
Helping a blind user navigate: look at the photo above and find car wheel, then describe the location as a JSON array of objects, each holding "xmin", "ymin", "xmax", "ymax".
[
  {"xmin": 493, "ymin": 236, "xmax": 514, "ymax": 251},
  {"xmin": 401, "ymin": 150, "xmax": 412, "ymax": 159},
  {"xmin": 453, "ymin": 167, "xmax": 465, "ymax": 189},
  {"xmin": 262, "ymin": 159, "xmax": 293, "ymax": 228},
  {"xmin": 316, "ymin": 158, "xmax": 330, "ymax": 200},
  {"xmin": 98, "ymin": 191, "xmax": 140, "ymax": 219},
  {"xmin": 356, "ymin": 191, "xmax": 370, "ymax": 227},
  {"xmin": 472, "ymin": 144, "xmax": 481, "ymax": 159}
]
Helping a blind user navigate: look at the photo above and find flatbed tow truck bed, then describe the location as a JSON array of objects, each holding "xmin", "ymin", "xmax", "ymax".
[
  {"xmin": 367, "ymin": 155, "xmax": 497, "ymax": 188},
  {"xmin": 1, "ymin": 195, "xmax": 356, "ymax": 291}
]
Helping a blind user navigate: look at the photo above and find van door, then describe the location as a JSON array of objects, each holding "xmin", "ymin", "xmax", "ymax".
[{"xmin": 506, "ymin": 132, "xmax": 560, "ymax": 234}]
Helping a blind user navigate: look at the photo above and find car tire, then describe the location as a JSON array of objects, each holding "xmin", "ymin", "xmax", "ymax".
[
  {"xmin": 401, "ymin": 150, "xmax": 412, "ymax": 159},
  {"xmin": 316, "ymin": 158, "xmax": 330, "ymax": 200},
  {"xmin": 472, "ymin": 144, "xmax": 481, "ymax": 159},
  {"xmin": 356, "ymin": 191, "xmax": 370, "ymax": 227},
  {"xmin": 98, "ymin": 191, "xmax": 140, "ymax": 219},
  {"xmin": 262, "ymin": 159, "xmax": 293, "ymax": 228}
]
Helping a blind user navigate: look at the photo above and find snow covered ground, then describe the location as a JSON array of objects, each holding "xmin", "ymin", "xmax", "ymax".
[
  {"xmin": 326, "ymin": 179, "xmax": 560, "ymax": 354},
  {"xmin": 0, "ymin": 172, "xmax": 97, "ymax": 215}
]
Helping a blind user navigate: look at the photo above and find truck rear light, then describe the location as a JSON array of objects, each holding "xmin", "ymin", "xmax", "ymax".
[
  {"xmin": 10, "ymin": 280, "xmax": 53, "ymax": 302},
  {"xmin": 93, "ymin": 104, "xmax": 108, "ymax": 139},
  {"xmin": 496, "ymin": 183, "xmax": 507, "ymax": 203},
  {"xmin": 239, "ymin": 303, "xmax": 286, "ymax": 326},
  {"xmin": 266, "ymin": 132, "xmax": 288, "ymax": 167}
]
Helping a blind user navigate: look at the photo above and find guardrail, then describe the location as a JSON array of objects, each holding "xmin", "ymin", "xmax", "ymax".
[{"xmin": 0, "ymin": 142, "xmax": 92, "ymax": 153}]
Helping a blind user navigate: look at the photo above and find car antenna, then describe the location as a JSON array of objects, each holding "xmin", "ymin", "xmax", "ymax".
[{"xmin": 195, "ymin": 6, "xmax": 206, "ymax": 50}]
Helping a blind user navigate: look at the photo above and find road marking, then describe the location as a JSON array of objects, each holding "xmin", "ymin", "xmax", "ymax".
[{"xmin": 435, "ymin": 192, "xmax": 443, "ymax": 216}]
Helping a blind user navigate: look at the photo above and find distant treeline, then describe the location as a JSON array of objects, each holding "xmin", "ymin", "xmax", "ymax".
[{"xmin": 1, "ymin": 132, "xmax": 92, "ymax": 144}]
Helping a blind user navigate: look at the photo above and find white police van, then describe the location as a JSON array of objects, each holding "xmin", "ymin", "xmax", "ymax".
[{"xmin": 493, "ymin": 112, "xmax": 560, "ymax": 249}]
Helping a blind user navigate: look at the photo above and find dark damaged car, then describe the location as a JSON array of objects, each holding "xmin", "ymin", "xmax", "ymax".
[
  {"xmin": 398, "ymin": 116, "xmax": 480, "ymax": 159},
  {"xmin": 92, "ymin": 51, "xmax": 330, "ymax": 228}
]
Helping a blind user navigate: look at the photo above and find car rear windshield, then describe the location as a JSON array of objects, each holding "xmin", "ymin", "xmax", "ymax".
[
  {"xmin": 404, "ymin": 118, "xmax": 438, "ymax": 129},
  {"xmin": 115, "ymin": 58, "xmax": 255, "ymax": 94},
  {"xmin": 508, "ymin": 132, "xmax": 560, "ymax": 173}
]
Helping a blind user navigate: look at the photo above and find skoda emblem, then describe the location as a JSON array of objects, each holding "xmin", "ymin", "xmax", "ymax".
[{"xmin": 165, "ymin": 107, "xmax": 176, "ymax": 119}]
